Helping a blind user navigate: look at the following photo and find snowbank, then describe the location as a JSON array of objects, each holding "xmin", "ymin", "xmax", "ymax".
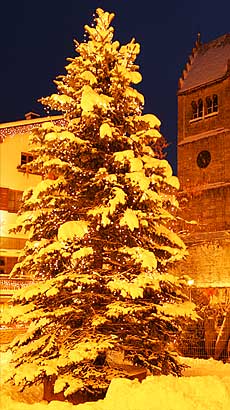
[
  {"xmin": 1, "ymin": 352, "xmax": 230, "ymax": 410},
  {"xmin": 181, "ymin": 356, "xmax": 230, "ymax": 378}
]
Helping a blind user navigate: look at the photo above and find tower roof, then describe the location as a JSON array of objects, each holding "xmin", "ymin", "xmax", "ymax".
[{"xmin": 178, "ymin": 33, "xmax": 230, "ymax": 94}]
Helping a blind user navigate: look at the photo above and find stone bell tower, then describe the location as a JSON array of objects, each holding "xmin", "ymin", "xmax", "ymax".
[{"xmin": 177, "ymin": 33, "xmax": 230, "ymax": 287}]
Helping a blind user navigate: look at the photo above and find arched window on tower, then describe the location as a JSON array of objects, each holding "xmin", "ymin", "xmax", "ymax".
[
  {"xmin": 206, "ymin": 96, "xmax": 212, "ymax": 114},
  {"xmin": 198, "ymin": 99, "xmax": 203, "ymax": 118},
  {"xmin": 205, "ymin": 94, "xmax": 218, "ymax": 115},
  {"xmin": 213, "ymin": 94, "xmax": 218, "ymax": 112},
  {"xmin": 191, "ymin": 100, "xmax": 198, "ymax": 119}
]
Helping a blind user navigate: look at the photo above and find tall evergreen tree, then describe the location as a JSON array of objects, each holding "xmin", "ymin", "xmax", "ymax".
[{"xmin": 4, "ymin": 9, "xmax": 194, "ymax": 400}]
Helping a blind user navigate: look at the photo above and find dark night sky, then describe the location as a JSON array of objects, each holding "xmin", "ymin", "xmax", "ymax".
[{"xmin": 1, "ymin": 0, "xmax": 229, "ymax": 172}]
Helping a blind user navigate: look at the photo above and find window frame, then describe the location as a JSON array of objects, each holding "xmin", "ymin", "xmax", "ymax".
[
  {"xmin": 205, "ymin": 94, "xmax": 218, "ymax": 115},
  {"xmin": 8, "ymin": 190, "xmax": 22, "ymax": 213},
  {"xmin": 0, "ymin": 257, "xmax": 5, "ymax": 275},
  {"xmin": 17, "ymin": 152, "xmax": 34, "ymax": 173},
  {"xmin": 191, "ymin": 100, "xmax": 198, "ymax": 119},
  {"xmin": 213, "ymin": 94, "xmax": 218, "ymax": 112},
  {"xmin": 190, "ymin": 94, "xmax": 218, "ymax": 123},
  {"xmin": 206, "ymin": 96, "xmax": 213, "ymax": 114},
  {"xmin": 198, "ymin": 99, "xmax": 203, "ymax": 118}
]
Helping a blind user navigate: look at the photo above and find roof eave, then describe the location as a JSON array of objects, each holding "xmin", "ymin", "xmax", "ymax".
[{"xmin": 177, "ymin": 71, "xmax": 230, "ymax": 96}]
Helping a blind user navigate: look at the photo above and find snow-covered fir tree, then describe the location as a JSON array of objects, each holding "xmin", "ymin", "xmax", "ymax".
[{"xmin": 4, "ymin": 8, "xmax": 196, "ymax": 401}]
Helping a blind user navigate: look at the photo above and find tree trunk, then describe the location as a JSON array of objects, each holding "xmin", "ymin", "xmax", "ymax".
[{"xmin": 214, "ymin": 309, "xmax": 230, "ymax": 360}]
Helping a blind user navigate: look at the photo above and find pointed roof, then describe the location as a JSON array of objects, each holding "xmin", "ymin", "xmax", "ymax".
[{"xmin": 178, "ymin": 33, "xmax": 230, "ymax": 94}]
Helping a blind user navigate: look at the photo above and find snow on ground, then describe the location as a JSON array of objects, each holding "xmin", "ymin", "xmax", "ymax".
[
  {"xmin": 1, "ymin": 351, "xmax": 230, "ymax": 410},
  {"xmin": 181, "ymin": 355, "xmax": 230, "ymax": 378}
]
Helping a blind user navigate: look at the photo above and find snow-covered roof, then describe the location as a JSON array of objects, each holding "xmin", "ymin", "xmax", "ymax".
[
  {"xmin": 0, "ymin": 115, "xmax": 64, "ymax": 143},
  {"xmin": 178, "ymin": 33, "xmax": 230, "ymax": 93}
]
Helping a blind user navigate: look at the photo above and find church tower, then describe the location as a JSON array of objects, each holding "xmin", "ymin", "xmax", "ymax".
[{"xmin": 177, "ymin": 33, "xmax": 230, "ymax": 288}]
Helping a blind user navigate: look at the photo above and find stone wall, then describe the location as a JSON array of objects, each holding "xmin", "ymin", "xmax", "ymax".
[
  {"xmin": 179, "ymin": 184, "xmax": 230, "ymax": 233},
  {"xmin": 174, "ymin": 231, "xmax": 230, "ymax": 287}
]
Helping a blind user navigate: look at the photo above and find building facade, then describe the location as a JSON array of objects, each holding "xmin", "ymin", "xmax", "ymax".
[
  {"xmin": 0, "ymin": 114, "xmax": 62, "ymax": 306},
  {"xmin": 177, "ymin": 33, "xmax": 230, "ymax": 290}
]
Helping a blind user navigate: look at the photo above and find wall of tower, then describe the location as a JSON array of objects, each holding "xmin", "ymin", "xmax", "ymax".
[
  {"xmin": 180, "ymin": 184, "xmax": 230, "ymax": 233},
  {"xmin": 177, "ymin": 64, "xmax": 230, "ymax": 288},
  {"xmin": 174, "ymin": 232, "xmax": 230, "ymax": 287},
  {"xmin": 178, "ymin": 77, "xmax": 230, "ymax": 143},
  {"xmin": 178, "ymin": 130, "xmax": 230, "ymax": 189}
]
